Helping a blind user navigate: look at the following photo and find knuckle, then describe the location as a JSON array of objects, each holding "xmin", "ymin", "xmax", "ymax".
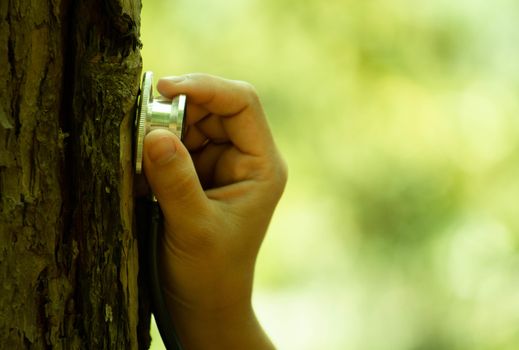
[
  {"xmin": 261, "ymin": 152, "xmax": 288, "ymax": 198},
  {"xmin": 278, "ymin": 155, "xmax": 289, "ymax": 187},
  {"xmin": 236, "ymin": 80, "xmax": 260, "ymax": 104},
  {"xmin": 273, "ymin": 156, "xmax": 288, "ymax": 194},
  {"xmin": 184, "ymin": 72, "xmax": 200, "ymax": 81}
]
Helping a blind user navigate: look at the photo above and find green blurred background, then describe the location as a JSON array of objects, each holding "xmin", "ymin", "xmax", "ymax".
[{"xmin": 142, "ymin": 0, "xmax": 519, "ymax": 349}]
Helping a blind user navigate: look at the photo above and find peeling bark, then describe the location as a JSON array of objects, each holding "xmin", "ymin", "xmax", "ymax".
[{"xmin": 0, "ymin": 0, "xmax": 149, "ymax": 348}]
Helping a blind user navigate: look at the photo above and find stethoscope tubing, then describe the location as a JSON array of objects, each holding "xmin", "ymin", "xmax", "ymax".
[{"xmin": 148, "ymin": 200, "xmax": 183, "ymax": 349}]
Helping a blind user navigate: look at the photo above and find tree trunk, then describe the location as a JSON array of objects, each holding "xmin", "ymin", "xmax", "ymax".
[{"xmin": 0, "ymin": 0, "xmax": 150, "ymax": 348}]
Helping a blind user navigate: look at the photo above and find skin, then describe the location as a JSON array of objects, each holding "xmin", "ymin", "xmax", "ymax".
[{"xmin": 142, "ymin": 73, "xmax": 287, "ymax": 350}]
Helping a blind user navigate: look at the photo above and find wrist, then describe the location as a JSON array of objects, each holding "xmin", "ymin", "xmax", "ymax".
[{"xmin": 165, "ymin": 294, "xmax": 275, "ymax": 350}]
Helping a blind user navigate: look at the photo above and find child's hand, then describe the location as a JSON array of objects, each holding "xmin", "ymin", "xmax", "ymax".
[{"xmin": 143, "ymin": 73, "xmax": 286, "ymax": 349}]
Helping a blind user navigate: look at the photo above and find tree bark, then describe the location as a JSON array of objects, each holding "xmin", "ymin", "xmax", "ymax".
[{"xmin": 0, "ymin": 0, "xmax": 150, "ymax": 348}]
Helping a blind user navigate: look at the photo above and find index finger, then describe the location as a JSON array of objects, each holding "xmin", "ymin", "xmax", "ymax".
[{"xmin": 157, "ymin": 73, "xmax": 275, "ymax": 156}]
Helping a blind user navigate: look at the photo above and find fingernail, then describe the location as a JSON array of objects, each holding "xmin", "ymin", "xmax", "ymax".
[
  {"xmin": 148, "ymin": 135, "xmax": 177, "ymax": 165},
  {"xmin": 162, "ymin": 75, "xmax": 186, "ymax": 84}
]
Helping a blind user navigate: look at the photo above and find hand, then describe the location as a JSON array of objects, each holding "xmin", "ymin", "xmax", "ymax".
[{"xmin": 142, "ymin": 73, "xmax": 286, "ymax": 349}]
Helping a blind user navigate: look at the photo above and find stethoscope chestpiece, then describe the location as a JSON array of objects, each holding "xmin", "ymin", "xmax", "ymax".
[
  {"xmin": 134, "ymin": 70, "xmax": 186, "ymax": 349},
  {"xmin": 135, "ymin": 71, "xmax": 187, "ymax": 174}
]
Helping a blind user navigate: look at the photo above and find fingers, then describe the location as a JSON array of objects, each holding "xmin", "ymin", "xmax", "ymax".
[
  {"xmin": 158, "ymin": 74, "xmax": 254, "ymax": 116},
  {"xmin": 157, "ymin": 73, "xmax": 275, "ymax": 156},
  {"xmin": 191, "ymin": 143, "xmax": 231, "ymax": 189},
  {"xmin": 183, "ymin": 115, "xmax": 227, "ymax": 151},
  {"xmin": 143, "ymin": 129, "xmax": 210, "ymax": 229}
]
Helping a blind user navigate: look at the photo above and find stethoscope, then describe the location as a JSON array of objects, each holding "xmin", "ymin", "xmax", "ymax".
[{"xmin": 135, "ymin": 71, "xmax": 185, "ymax": 350}]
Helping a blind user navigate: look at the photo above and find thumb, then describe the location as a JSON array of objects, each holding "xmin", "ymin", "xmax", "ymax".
[{"xmin": 143, "ymin": 129, "xmax": 209, "ymax": 227}]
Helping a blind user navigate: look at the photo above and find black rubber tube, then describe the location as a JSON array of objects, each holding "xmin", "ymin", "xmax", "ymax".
[{"xmin": 149, "ymin": 201, "xmax": 184, "ymax": 350}]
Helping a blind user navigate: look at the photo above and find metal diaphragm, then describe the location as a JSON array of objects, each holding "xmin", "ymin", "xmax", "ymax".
[{"xmin": 135, "ymin": 71, "xmax": 186, "ymax": 174}]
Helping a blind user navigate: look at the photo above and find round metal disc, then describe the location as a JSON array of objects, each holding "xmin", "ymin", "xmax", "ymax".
[{"xmin": 135, "ymin": 71, "xmax": 153, "ymax": 174}]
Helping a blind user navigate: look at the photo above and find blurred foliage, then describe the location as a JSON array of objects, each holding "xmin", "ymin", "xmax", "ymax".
[{"xmin": 142, "ymin": 0, "xmax": 519, "ymax": 349}]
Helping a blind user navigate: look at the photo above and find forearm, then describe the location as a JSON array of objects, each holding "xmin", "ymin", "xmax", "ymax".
[{"xmin": 167, "ymin": 298, "xmax": 276, "ymax": 350}]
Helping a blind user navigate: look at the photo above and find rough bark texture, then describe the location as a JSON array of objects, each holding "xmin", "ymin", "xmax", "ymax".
[{"xmin": 0, "ymin": 0, "xmax": 149, "ymax": 348}]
